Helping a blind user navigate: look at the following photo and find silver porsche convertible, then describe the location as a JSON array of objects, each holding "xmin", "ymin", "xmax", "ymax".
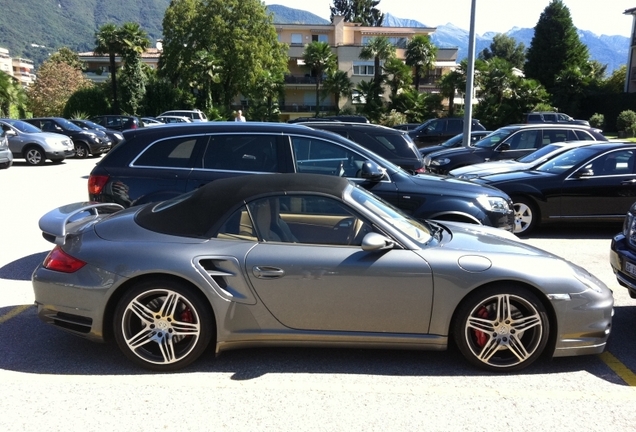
[{"xmin": 32, "ymin": 173, "xmax": 613, "ymax": 372}]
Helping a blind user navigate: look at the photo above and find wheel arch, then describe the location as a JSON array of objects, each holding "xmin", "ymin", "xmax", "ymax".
[
  {"xmin": 448, "ymin": 280, "xmax": 558, "ymax": 359},
  {"xmin": 101, "ymin": 272, "xmax": 217, "ymax": 343}
]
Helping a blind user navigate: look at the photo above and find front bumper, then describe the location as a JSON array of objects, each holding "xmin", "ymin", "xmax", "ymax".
[{"xmin": 609, "ymin": 233, "xmax": 636, "ymax": 298}]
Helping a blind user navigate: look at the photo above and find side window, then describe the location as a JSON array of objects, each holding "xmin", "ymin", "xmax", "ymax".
[
  {"xmin": 215, "ymin": 205, "xmax": 257, "ymax": 241},
  {"xmin": 134, "ymin": 137, "xmax": 198, "ymax": 168},
  {"xmin": 244, "ymin": 195, "xmax": 373, "ymax": 245},
  {"xmin": 541, "ymin": 129, "xmax": 571, "ymax": 145},
  {"xmin": 202, "ymin": 134, "xmax": 279, "ymax": 172},
  {"xmin": 291, "ymin": 136, "xmax": 367, "ymax": 177},
  {"xmin": 572, "ymin": 130, "xmax": 595, "ymax": 141},
  {"xmin": 507, "ymin": 130, "xmax": 540, "ymax": 150},
  {"xmin": 543, "ymin": 113, "xmax": 557, "ymax": 122},
  {"xmin": 447, "ymin": 119, "xmax": 462, "ymax": 132},
  {"xmin": 587, "ymin": 150, "xmax": 636, "ymax": 176}
]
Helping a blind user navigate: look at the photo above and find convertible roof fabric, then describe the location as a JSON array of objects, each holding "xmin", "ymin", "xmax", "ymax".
[{"xmin": 135, "ymin": 173, "xmax": 351, "ymax": 237}]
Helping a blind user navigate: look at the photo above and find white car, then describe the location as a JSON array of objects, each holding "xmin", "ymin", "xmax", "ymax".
[
  {"xmin": 0, "ymin": 119, "xmax": 75, "ymax": 165},
  {"xmin": 156, "ymin": 115, "xmax": 193, "ymax": 124},
  {"xmin": 158, "ymin": 109, "xmax": 208, "ymax": 122}
]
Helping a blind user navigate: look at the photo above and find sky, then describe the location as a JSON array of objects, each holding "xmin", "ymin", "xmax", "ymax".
[{"xmin": 263, "ymin": 0, "xmax": 636, "ymax": 37}]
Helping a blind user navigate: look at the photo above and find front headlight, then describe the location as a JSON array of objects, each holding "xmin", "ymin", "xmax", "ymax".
[
  {"xmin": 623, "ymin": 211, "xmax": 636, "ymax": 246},
  {"xmin": 571, "ymin": 265, "xmax": 605, "ymax": 293},
  {"xmin": 114, "ymin": 133, "xmax": 123, "ymax": 140},
  {"xmin": 476, "ymin": 195, "xmax": 510, "ymax": 213},
  {"xmin": 430, "ymin": 158, "xmax": 450, "ymax": 166}
]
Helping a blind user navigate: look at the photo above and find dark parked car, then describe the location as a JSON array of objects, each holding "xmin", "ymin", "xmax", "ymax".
[
  {"xmin": 300, "ymin": 121, "xmax": 425, "ymax": 172},
  {"xmin": 610, "ymin": 201, "xmax": 636, "ymax": 299},
  {"xmin": 409, "ymin": 118, "xmax": 486, "ymax": 147},
  {"xmin": 23, "ymin": 117, "xmax": 111, "ymax": 158},
  {"xmin": 424, "ymin": 124, "xmax": 607, "ymax": 175},
  {"xmin": 34, "ymin": 173, "xmax": 613, "ymax": 372},
  {"xmin": 88, "ymin": 122, "xmax": 514, "ymax": 230},
  {"xmin": 393, "ymin": 123, "xmax": 421, "ymax": 131},
  {"xmin": 525, "ymin": 112, "xmax": 590, "ymax": 127},
  {"xmin": 287, "ymin": 115, "xmax": 369, "ymax": 124},
  {"xmin": 71, "ymin": 119, "xmax": 125, "ymax": 148},
  {"xmin": 90, "ymin": 115, "xmax": 145, "ymax": 131},
  {"xmin": 473, "ymin": 142, "xmax": 636, "ymax": 235},
  {"xmin": 419, "ymin": 130, "xmax": 493, "ymax": 158}
]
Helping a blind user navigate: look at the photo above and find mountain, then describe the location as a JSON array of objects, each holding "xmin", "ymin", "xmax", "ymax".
[{"xmin": 0, "ymin": 2, "xmax": 628, "ymax": 75}]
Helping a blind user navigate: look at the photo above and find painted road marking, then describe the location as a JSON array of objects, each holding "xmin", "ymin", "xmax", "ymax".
[
  {"xmin": 0, "ymin": 305, "xmax": 30, "ymax": 324},
  {"xmin": 600, "ymin": 351, "xmax": 636, "ymax": 386}
]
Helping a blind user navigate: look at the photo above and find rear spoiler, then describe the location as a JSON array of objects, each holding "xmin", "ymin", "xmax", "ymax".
[{"xmin": 39, "ymin": 202, "xmax": 124, "ymax": 245}]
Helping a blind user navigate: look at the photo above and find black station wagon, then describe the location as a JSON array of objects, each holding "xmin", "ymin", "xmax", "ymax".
[{"xmin": 88, "ymin": 122, "xmax": 514, "ymax": 230}]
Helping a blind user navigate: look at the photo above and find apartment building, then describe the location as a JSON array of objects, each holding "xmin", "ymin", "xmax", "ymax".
[
  {"xmin": 0, "ymin": 47, "xmax": 35, "ymax": 86},
  {"xmin": 78, "ymin": 45, "xmax": 163, "ymax": 84}
]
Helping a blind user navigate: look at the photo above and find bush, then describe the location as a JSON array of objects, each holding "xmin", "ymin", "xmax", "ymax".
[
  {"xmin": 588, "ymin": 113, "xmax": 604, "ymax": 129},
  {"xmin": 616, "ymin": 110, "xmax": 636, "ymax": 133}
]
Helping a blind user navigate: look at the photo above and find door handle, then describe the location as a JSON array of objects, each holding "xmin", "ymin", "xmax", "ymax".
[{"xmin": 252, "ymin": 266, "xmax": 285, "ymax": 279}]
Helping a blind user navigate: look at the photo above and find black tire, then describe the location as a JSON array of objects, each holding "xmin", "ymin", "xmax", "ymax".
[
  {"xmin": 512, "ymin": 196, "xmax": 538, "ymax": 236},
  {"xmin": 74, "ymin": 142, "xmax": 90, "ymax": 159},
  {"xmin": 113, "ymin": 279, "xmax": 214, "ymax": 371},
  {"xmin": 0, "ymin": 161, "xmax": 10, "ymax": 169},
  {"xmin": 452, "ymin": 284, "xmax": 549, "ymax": 372},
  {"xmin": 24, "ymin": 146, "xmax": 46, "ymax": 166},
  {"xmin": 51, "ymin": 158, "xmax": 64, "ymax": 164}
]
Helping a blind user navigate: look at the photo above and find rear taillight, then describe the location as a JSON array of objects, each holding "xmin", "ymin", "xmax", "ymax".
[
  {"xmin": 88, "ymin": 174, "xmax": 109, "ymax": 195},
  {"xmin": 43, "ymin": 247, "xmax": 86, "ymax": 273}
]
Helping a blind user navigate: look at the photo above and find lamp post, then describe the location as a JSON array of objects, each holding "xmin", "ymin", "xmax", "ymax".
[{"xmin": 462, "ymin": 0, "xmax": 477, "ymax": 146}]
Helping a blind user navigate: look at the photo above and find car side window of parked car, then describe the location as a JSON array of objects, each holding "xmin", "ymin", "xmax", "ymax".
[
  {"xmin": 507, "ymin": 130, "xmax": 540, "ymax": 150},
  {"xmin": 201, "ymin": 134, "xmax": 279, "ymax": 173},
  {"xmin": 291, "ymin": 137, "xmax": 366, "ymax": 177},
  {"xmin": 133, "ymin": 137, "xmax": 198, "ymax": 168},
  {"xmin": 586, "ymin": 150, "xmax": 636, "ymax": 176}
]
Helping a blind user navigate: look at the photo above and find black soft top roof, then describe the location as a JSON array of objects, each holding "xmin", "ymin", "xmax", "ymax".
[{"xmin": 135, "ymin": 173, "xmax": 352, "ymax": 237}]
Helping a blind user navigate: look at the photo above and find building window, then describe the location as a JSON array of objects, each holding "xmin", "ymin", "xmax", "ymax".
[
  {"xmin": 353, "ymin": 63, "xmax": 375, "ymax": 76},
  {"xmin": 312, "ymin": 34, "xmax": 328, "ymax": 43},
  {"xmin": 291, "ymin": 33, "xmax": 303, "ymax": 44},
  {"xmin": 362, "ymin": 36, "xmax": 407, "ymax": 49}
]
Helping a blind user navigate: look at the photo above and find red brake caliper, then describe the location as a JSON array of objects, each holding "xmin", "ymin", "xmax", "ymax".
[
  {"xmin": 180, "ymin": 307, "xmax": 193, "ymax": 323},
  {"xmin": 473, "ymin": 306, "xmax": 489, "ymax": 347}
]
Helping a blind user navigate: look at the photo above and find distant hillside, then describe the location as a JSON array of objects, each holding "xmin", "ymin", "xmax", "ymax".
[{"xmin": 0, "ymin": 2, "xmax": 628, "ymax": 75}]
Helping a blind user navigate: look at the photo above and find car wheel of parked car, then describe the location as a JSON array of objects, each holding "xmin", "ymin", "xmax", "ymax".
[
  {"xmin": 453, "ymin": 284, "xmax": 549, "ymax": 372},
  {"xmin": 74, "ymin": 143, "xmax": 90, "ymax": 159},
  {"xmin": 511, "ymin": 196, "xmax": 539, "ymax": 236},
  {"xmin": 24, "ymin": 146, "xmax": 46, "ymax": 166},
  {"xmin": 113, "ymin": 279, "xmax": 214, "ymax": 371},
  {"xmin": 0, "ymin": 162, "xmax": 10, "ymax": 169}
]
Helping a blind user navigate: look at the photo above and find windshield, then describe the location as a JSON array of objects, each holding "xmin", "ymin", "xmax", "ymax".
[
  {"xmin": 57, "ymin": 118, "xmax": 83, "ymax": 131},
  {"xmin": 440, "ymin": 134, "xmax": 462, "ymax": 148},
  {"xmin": 411, "ymin": 119, "xmax": 434, "ymax": 133},
  {"xmin": 475, "ymin": 129, "xmax": 514, "ymax": 148},
  {"xmin": 349, "ymin": 186, "xmax": 432, "ymax": 245},
  {"xmin": 516, "ymin": 143, "xmax": 563, "ymax": 163},
  {"xmin": 535, "ymin": 146, "xmax": 598, "ymax": 174},
  {"xmin": 3, "ymin": 119, "xmax": 41, "ymax": 133}
]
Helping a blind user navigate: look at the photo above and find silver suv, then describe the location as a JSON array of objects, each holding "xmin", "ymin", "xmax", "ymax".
[
  {"xmin": 0, "ymin": 119, "xmax": 75, "ymax": 165},
  {"xmin": 158, "ymin": 110, "xmax": 208, "ymax": 122}
]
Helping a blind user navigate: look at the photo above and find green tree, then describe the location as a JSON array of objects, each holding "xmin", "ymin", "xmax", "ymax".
[
  {"xmin": 405, "ymin": 34, "xmax": 437, "ymax": 91},
  {"xmin": 524, "ymin": 0, "xmax": 589, "ymax": 94},
  {"xmin": 161, "ymin": 0, "xmax": 288, "ymax": 112},
  {"xmin": 355, "ymin": 79, "xmax": 384, "ymax": 122},
  {"xmin": 330, "ymin": 0, "xmax": 384, "ymax": 26},
  {"xmin": 439, "ymin": 65, "xmax": 467, "ymax": 117},
  {"xmin": 602, "ymin": 65, "xmax": 626, "ymax": 93},
  {"xmin": 321, "ymin": 69, "xmax": 353, "ymax": 114},
  {"xmin": 479, "ymin": 33, "xmax": 525, "ymax": 69},
  {"xmin": 302, "ymin": 41, "xmax": 337, "ymax": 116},
  {"xmin": 63, "ymin": 85, "xmax": 110, "ymax": 118},
  {"xmin": 49, "ymin": 47, "xmax": 85, "ymax": 70},
  {"xmin": 27, "ymin": 60, "xmax": 92, "ymax": 116},
  {"xmin": 383, "ymin": 57, "xmax": 411, "ymax": 99},
  {"xmin": 94, "ymin": 23, "xmax": 125, "ymax": 114},
  {"xmin": 359, "ymin": 36, "xmax": 395, "ymax": 87},
  {"xmin": 118, "ymin": 22, "xmax": 150, "ymax": 115},
  {"xmin": 246, "ymin": 70, "xmax": 284, "ymax": 121},
  {"xmin": 0, "ymin": 71, "xmax": 27, "ymax": 117}
]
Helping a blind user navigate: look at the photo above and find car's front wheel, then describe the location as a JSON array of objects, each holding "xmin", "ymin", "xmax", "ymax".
[
  {"xmin": 74, "ymin": 143, "xmax": 90, "ymax": 159},
  {"xmin": 113, "ymin": 279, "xmax": 213, "ymax": 371},
  {"xmin": 512, "ymin": 196, "xmax": 538, "ymax": 235},
  {"xmin": 453, "ymin": 285, "xmax": 549, "ymax": 372},
  {"xmin": 24, "ymin": 146, "xmax": 45, "ymax": 166}
]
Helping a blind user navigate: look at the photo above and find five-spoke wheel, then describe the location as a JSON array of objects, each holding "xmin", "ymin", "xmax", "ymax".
[
  {"xmin": 453, "ymin": 285, "xmax": 549, "ymax": 372},
  {"xmin": 512, "ymin": 197, "xmax": 538, "ymax": 235},
  {"xmin": 24, "ymin": 146, "xmax": 45, "ymax": 165},
  {"xmin": 74, "ymin": 143, "xmax": 90, "ymax": 159},
  {"xmin": 114, "ymin": 279, "xmax": 213, "ymax": 371}
]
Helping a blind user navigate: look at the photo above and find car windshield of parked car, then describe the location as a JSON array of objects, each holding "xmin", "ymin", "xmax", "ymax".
[
  {"xmin": 516, "ymin": 143, "xmax": 563, "ymax": 163},
  {"xmin": 82, "ymin": 120, "xmax": 106, "ymax": 130},
  {"xmin": 535, "ymin": 146, "xmax": 599, "ymax": 174},
  {"xmin": 411, "ymin": 119, "xmax": 434, "ymax": 133},
  {"xmin": 4, "ymin": 119, "xmax": 41, "ymax": 133},
  {"xmin": 474, "ymin": 129, "xmax": 514, "ymax": 148},
  {"xmin": 57, "ymin": 118, "xmax": 83, "ymax": 132},
  {"xmin": 349, "ymin": 186, "xmax": 432, "ymax": 245}
]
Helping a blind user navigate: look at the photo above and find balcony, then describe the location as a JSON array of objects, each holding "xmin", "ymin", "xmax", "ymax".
[{"xmin": 284, "ymin": 75, "xmax": 318, "ymax": 85}]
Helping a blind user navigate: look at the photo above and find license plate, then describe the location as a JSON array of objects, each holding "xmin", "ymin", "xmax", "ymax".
[{"xmin": 626, "ymin": 260, "xmax": 636, "ymax": 277}]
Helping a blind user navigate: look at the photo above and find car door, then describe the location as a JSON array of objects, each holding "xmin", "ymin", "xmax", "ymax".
[
  {"xmin": 561, "ymin": 148, "xmax": 636, "ymax": 218},
  {"xmin": 242, "ymin": 194, "xmax": 433, "ymax": 334},
  {"xmin": 494, "ymin": 129, "xmax": 542, "ymax": 161}
]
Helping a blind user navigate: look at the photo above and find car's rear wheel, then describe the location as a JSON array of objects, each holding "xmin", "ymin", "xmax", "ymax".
[
  {"xmin": 74, "ymin": 143, "xmax": 90, "ymax": 159},
  {"xmin": 453, "ymin": 285, "xmax": 549, "ymax": 372},
  {"xmin": 113, "ymin": 279, "xmax": 213, "ymax": 371},
  {"xmin": 24, "ymin": 146, "xmax": 45, "ymax": 166},
  {"xmin": 512, "ymin": 196, "xmax": 538, "ymax": 235}
]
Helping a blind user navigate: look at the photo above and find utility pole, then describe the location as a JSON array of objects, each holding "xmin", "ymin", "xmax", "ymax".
[{"xmin": 462, "ymin": 0, "xmax": 477, "ymax": 146}]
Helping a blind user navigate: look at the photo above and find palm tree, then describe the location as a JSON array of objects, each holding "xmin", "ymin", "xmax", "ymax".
[
  {"xmin": 94, "ymin": 23, "xmax": 125, "ymax": 113},
  {"xmin": 119, "ymin": 22, "xmax": 150, "ymax": 59},
  {"xmin": 359, "ymin": 36, "xmax": 395, "ymax": 87},
  {"xmin": 382, "ymin": 57, "xmax": 411, "ymax": 99},
  {"xmin": 322, "ymin": 70, "xmax": 352, "ymax": 114},
  {"xmin": 405, "ymin": 35, "xmax": 437, "ymax": 92},
  {"xmin": 302, "ymin": 41, "xmax": 337, "ymax": 116},
  {"xmin": 439, "ymin": 69, "xmax": 464, "ymax": 117},
  {"xmin": 0, "ymin": 71, "xmax": 27, "ymax": 117}
]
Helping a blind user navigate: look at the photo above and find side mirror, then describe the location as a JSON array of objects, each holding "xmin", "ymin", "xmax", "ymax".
[
  {"xmin": 4, "ymin": 129, "xmax": 16, "ymax": 136},
  {"xmin": 360, "ymin": 160, "xmax": 386, "ymax": 181},
  {"xmin": 497, "ymin": 143, "xmax": 510, "ymax": 151},
  {"xmin": 361, "ymin": 232, "xmax": 395, "ymax": 251},
  {"xmin": 573, "ymin": 168, "xmax": 594, "ymax": 178}
]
